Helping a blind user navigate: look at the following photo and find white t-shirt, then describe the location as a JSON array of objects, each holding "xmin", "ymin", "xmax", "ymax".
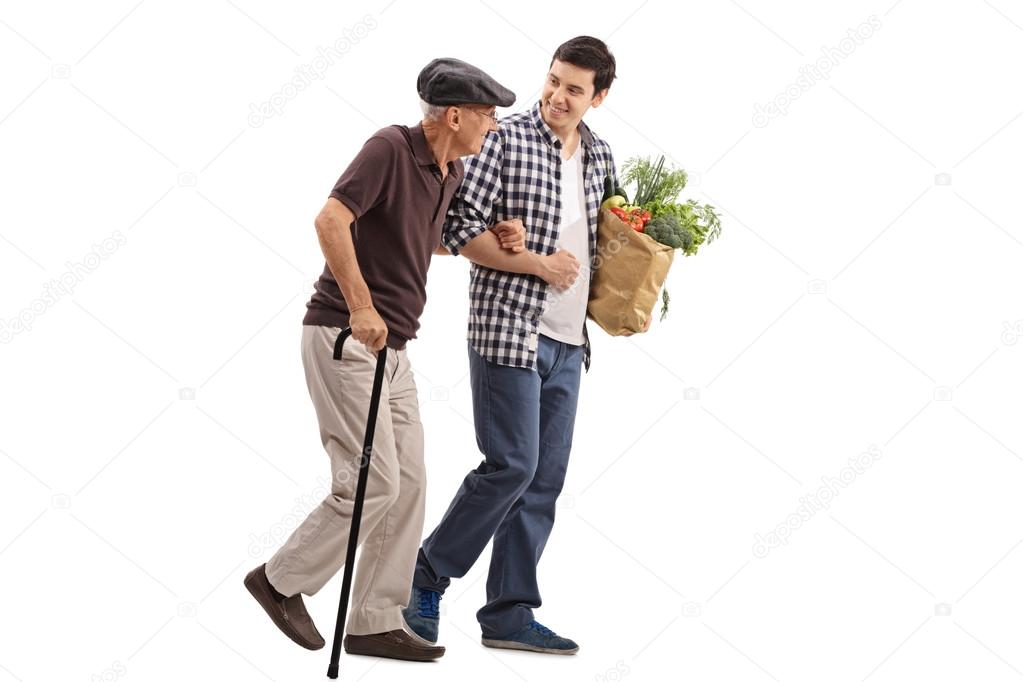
[{"xmin": 539, "ymin": 146, "xmax": 590, "ymax": 346}]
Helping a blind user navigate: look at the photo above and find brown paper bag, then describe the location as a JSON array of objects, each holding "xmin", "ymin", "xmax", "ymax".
[{"xmin": 587, "ymin": 208, "xmax": 675, "ymax": 336}]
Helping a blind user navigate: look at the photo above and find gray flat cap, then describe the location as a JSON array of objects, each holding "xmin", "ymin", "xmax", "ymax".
[{"xmin": 417, "ymin": 58, "xmax": 516, "ymax": 108}]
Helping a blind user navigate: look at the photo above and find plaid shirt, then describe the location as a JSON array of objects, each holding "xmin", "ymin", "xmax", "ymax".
[{"xmin": 442, "ymin": 102, "xmax": 617, "ymax": 370}]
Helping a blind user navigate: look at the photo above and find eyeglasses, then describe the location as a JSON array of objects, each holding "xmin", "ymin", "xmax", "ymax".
[{"xmin": 462, "ymin": 107, "xmax": 498, "ymax": 123}]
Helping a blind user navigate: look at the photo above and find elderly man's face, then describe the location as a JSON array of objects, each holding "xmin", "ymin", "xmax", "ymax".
[{"xmin": 455, "ymin": 104, "xmax": 498, "ymax": 155}]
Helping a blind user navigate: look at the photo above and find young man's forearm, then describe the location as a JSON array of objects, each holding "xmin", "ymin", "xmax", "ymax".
[{"xmin": 315, "ymin": 201, "xmax": 373, "ymax": 309}]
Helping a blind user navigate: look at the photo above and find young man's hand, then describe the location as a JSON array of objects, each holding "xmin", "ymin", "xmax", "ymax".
[
  {"xmin": 536, "ymin": 250, "xmax": 580, "ymax": 289},
  {"xmin": 350, "ymin": 306, "xmax": 389, "ymax": 352},
  {"xmin": 622, "ymin": 317, "xmax": 653, "ymax": 336},
  {"xmin": 491, "ymin": 219, "xmax": 527, "ymax": 252}
]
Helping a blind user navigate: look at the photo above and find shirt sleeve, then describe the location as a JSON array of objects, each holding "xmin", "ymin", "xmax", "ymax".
[
  {"xmin": 441, "ymin": 130, "xmax": 504, "ymax": 256},
  {"xmin": 328, "ymin": 134, "xmax": 398, "ymax": 219}
]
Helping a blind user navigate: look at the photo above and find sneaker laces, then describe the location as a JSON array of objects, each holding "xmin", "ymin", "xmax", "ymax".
[
  {"xmin": 418, "ymin": 589, "xmax": 440, "ymax": 619},
  {"xmin": 530, "ymin": 621, "xmax": 556, "ymax": 638}
]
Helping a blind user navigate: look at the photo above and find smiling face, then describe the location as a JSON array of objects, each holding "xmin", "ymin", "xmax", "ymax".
[
  {"xmin": 453, "ymin": 104, "xmax": 498, "ymax": 156},
  {"xmin": 541, "ymin": 59, "xmax": 607, "ymax": 134}
]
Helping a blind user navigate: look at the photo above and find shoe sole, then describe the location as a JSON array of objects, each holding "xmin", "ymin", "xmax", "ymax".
[
  {"xmin": 481, "ymin": 638, "xmax": 579, "ymax": 655},
  {"xmin": 244, "ymin": 567, "xmax": 324, "ymax": 651},
  {"xmin": 344, "ymin": 639, "xmax": 444, "ymax": 662}
]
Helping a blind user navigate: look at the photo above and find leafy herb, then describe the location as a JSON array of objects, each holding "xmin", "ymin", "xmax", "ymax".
[
  {"xmin": 642, "ymin": 198, "xmax": 721, "ymax": 256},
  {"xmin": 621, "ymin": 155, "xmax": 688, "ymax": 206}
]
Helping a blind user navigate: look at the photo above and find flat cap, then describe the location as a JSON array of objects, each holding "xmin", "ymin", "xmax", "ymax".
[{"xmin": 417, "ymin": 57, "xmax": 516, "ymax": 108}]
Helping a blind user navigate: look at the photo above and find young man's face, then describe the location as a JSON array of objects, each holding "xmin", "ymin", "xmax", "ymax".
[{"xmin": 541, "ymin": 59, "xmax": 607, "ymax": 131}]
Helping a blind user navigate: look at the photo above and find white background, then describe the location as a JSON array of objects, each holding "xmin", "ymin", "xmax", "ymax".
[{"xmin": 2, "ymin": 1, "xmax": 1022, "ymax": 680}]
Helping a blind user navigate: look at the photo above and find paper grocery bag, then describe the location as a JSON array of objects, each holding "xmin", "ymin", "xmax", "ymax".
[{"xmin": 587, "ymin": 208, "xmax": 675, "ymax": 336}]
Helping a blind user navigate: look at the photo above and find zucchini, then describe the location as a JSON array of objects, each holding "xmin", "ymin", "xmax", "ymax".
[{"xmin": 602, "ymin": 175, "xmax": 614, "ymax": 202}]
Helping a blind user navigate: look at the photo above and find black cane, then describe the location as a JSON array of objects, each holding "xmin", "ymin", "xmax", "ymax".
[{"xmin": 327, "ymin": 327, "xmax": 388, "ymax": 679}]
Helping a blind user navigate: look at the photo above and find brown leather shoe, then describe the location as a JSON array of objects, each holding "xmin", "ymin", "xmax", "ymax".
[
  {"xmin": 244, "ymin": 564, "xmax": 325, "ymax": 650},
  {"xmin": 343, "ymin": 629, "xmax": 445, "ymax": 662}
]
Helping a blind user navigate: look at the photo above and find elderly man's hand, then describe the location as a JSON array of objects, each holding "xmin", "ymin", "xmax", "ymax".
[
  {"xmin": 350, "ymin": 306, "xmax": 389, "ymax": 352},
  {"xmin": 491, "ymin": 219, "xmax": 526, "ymax": 252}
]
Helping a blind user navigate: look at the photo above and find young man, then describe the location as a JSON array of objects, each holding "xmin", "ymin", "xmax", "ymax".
[
  {"xmin": 243, "ymin": 58, "xmax": 522, "ymax": 663},
  {"xmin": 404, "ymin": 37, "xmax": 642, "ymax": 655}
]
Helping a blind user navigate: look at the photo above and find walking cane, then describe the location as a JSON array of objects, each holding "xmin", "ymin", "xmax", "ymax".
[{"xmin": 327, "ymin": 327, "xmax": 388, "ymax": 680}]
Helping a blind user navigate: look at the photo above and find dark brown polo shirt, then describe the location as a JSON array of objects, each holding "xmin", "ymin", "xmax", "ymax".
[{"xmin": 303, "ymin": 124, "xmax": 464, "ymax": 350}]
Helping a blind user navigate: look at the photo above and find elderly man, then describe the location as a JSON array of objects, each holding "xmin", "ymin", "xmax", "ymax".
[
  {"xmin": 404, "ymin": 37, "xmax": 638, "ymax": 655},
  {"xmin": 244, "ymin": 58, "xmax": 519, "ymax": 663}
]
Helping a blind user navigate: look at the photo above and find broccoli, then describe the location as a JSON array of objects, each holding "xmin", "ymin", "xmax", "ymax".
[{"xmin": 643, "ymin": 214, "xmax": 694, "ymax": 251}]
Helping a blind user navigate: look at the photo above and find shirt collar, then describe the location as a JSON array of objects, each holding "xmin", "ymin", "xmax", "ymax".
[
  {"xmin": 409, "ymin": 123, "xmax": 463, "ymax": 180},
  {"xmin": 528, "ymin": 101, "xmax": 596, "ymax": 151},
  {"xmin": 409, "ymin": 123, "xmax": 438, "ymax": 167}
]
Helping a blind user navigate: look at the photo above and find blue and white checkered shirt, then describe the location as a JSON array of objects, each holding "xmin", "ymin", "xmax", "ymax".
[{"xmin": 442, "ymin": 102, "xmax": 617, "ymax": 370}]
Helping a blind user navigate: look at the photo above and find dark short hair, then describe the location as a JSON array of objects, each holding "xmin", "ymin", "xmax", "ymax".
[{"xmin": 550, "ymin": 36, "xmax": 617, "ymax": 96}]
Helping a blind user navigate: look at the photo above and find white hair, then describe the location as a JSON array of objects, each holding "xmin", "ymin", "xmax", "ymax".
[{"xmin": 419, "ymin": 100, "xmax": 449, "ymax": 121}]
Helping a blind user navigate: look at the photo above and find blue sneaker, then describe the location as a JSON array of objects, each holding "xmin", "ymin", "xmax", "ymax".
[
  {"xmin": 402, "ymin": 586, "xmax": 441, "ymax": 643},
  {"xmin": 481, "ymin": 620, "xmax": 579, "ymax": 655}
]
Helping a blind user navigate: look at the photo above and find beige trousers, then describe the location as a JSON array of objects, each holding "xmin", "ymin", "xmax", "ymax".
[{"xmin": 265, "ymin": 325, "xmax": 426, "ymax": 635}]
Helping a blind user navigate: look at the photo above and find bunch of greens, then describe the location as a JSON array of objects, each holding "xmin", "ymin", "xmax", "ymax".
[
  {"xmin": 618, "ymin": 155, "xmax": 721, "ymax": 257},
  {"xmin": 643, "ymin": 198, "xmax": 722, "ymax": 257},
  {"xmin": 621, "ymin": 156, "xmax": 688, "ymax": 206}
]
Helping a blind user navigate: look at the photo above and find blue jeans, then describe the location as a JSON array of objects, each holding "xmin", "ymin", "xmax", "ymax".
[{"xmin": 413, "ymin": 334, "xmax": 584, "ymax": 637}]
